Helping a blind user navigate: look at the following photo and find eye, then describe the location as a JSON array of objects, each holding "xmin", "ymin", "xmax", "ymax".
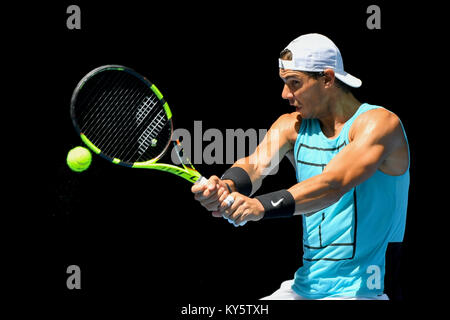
[{"xmin": 288, "ymin": 79, "xmax": 302, "ymax": 88}]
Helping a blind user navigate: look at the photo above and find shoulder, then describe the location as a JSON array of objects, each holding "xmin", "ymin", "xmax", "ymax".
[
  {"xmin": 270, "ymin": 112, "xmax": 302, "ymax": 146},
  {"xmin": 349, "ymin": 107, "xmax": 403, "ymax": 143}
]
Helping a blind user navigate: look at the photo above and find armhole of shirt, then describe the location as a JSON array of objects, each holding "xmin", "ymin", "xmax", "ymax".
[
  {"xmin": 346, "ymin": 106, "xmax": 410, "ymax": 174},
  {"xmin": 398, "ymin": 119, "xmax": 411, "ymax": 172},
  {"xmin": 292, "ymin": 118, "xmax": 308, "ymax": 182}
]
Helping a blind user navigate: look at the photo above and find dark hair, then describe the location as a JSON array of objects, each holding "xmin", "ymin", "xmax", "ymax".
[{"xmin": 279, "ymin": 49, "xmax": 351, "ymax": 93}]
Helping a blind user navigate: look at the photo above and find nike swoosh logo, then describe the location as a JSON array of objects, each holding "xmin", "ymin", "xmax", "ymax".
[{"xmin": 271, "ymin": 198, "xmax": 284, "ymax": 207}]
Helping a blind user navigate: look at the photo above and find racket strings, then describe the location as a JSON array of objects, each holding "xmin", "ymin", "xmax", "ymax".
[
  {"xmin": 113, "ymin": 108, "xmax": 165, "ymax": 162},
  {"xmin": 135, "ymin": 95, "xmax": 159, "ymax": 125},
  {"xmin": 88, "ymin": 80, "xmax": 148, "ymax": 156},
  {"xmin": 79, "ymin": 70, "xmax": 126, "ymax": 127},
  {"xmin": 132, "ymin": 109, "xmax": 170, "ymax": 162},
  {"xmin": 82, "ymin": 72, "xmax": 142, "ymax": 137},
  {"xmin": 99, "ymin": 87, "xmax": 169, "ymax": 162},
  {"xmin": 84, "ymin": 78, "xmax": 153, "ymax": 160},
  {"xmin": 75, "ymin": 70, "xmax": 171, "ymax": 163},
  {"xmin": 79, "ymin": 71, "xmax": 134, "ymax": 140},
  {"xmin": 110, "ymin": 95, "xmax": 165, "ymax": 159}
]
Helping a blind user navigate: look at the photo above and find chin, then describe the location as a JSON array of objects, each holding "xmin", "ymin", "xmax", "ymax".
[{"xmin": 296, "ymin": 109, "xmax": 308, "ymax": 118}]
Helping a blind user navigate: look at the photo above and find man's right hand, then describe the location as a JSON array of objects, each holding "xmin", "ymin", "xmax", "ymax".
[{"xmin": 191, "ymin": 175, "xmax": 232, "ymax": 215}]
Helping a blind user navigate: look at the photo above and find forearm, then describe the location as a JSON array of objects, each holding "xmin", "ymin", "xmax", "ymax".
[
  {"xmin": 287, "ymin": 172, "xmax": 345, "ymax": 215},
  {"xmin": 222, "ymin": 161, "xmax": 262, "ymax": 196}
]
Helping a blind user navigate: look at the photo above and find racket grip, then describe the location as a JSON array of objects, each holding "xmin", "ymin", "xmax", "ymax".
[{"xmin": 196, "ymin": 176, "xmax": 208, "ymax": 186}]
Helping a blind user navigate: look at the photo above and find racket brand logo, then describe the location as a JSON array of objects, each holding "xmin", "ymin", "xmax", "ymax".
[
  {"xmin": 172, "ymin": 121, "xmax": 281, "ymax": 175},
  {"xmin": 138, "ymin": 109, "xmax": 167, "ymax": 156},
  {"xmin": 136, "ymin": 96, "xmax": 167, "ymax": 156},
  {"xmin": 136, "ymin": 96, "xmax": 158, "ymax": 126}
]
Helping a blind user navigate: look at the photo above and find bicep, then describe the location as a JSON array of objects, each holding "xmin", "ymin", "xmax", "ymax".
[
  {"xmin": 322, "ymin": 139, "xmax": 385, "ymax": 193},
  {"xmin": 322, "ymin": 111, "xmax": 402, "ymax": 193}
]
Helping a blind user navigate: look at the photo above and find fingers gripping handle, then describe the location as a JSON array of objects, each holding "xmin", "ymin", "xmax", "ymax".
[
  {"xmin": 222, "ymin": 195, "xmax": 246, "ymax": 227},
  {"xmin": 196, "ymin": 177, "xmax": 246, "ymax": 227}
]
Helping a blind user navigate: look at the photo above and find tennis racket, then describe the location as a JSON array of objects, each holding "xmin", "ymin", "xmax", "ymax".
[{"xmin": 70, "ymin": 65, "xmax": 244, "ymax": 226}]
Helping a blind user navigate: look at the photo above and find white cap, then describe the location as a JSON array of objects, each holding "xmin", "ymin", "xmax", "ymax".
[{"xmin": 279, "ymin": 33, "xmax": 362, "ymax": 88}]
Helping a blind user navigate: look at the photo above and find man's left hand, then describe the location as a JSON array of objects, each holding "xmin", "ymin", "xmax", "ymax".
[{"xmin": 214, "ymin": 192, "xmax": 265, "ymax": 226}]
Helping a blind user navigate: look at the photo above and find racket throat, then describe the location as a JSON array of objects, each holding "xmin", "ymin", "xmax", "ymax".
[{"xmin": 132, "ymin": 162, "xmax": 201, "ymax": 183}]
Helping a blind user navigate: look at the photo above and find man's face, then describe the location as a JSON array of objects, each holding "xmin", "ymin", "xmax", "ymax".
[{"xmin": 279, "ymin": 69, "xmax": 327, "ymax": 119}]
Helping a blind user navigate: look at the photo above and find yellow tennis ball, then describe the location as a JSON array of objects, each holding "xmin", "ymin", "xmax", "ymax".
[{"xmin": 67, "ymin": 146, "xmax": 92, "ymax": 172}]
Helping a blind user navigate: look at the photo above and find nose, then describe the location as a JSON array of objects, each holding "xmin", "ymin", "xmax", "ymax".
[{"xmin": 281, "ymin": 84, "xmax": 294, "ymax": 102}]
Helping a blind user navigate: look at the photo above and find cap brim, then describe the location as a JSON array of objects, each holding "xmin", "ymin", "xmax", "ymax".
[{"xmin": 335, "ymin": 71, "xmax": 362, "ymax": 88}]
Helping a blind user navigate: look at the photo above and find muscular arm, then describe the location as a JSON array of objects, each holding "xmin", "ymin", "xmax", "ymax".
[
  {"xmin": 191, "ymin": 112, "xmax": 300, "ymax": 215},
  {"xmin": 288, "ymin": 109, "xmax": 407, "ymax": 215},
  {"xmin": 224, "ymin": 112, "xmax": 300, "ymax": 195}
]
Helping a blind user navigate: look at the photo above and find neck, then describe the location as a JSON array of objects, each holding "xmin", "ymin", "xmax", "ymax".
[{"xmin": 318, "ymin": 92, "xmax": 361, "ymax": 138}]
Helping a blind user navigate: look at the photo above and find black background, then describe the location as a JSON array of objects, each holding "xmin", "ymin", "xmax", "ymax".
[{"xmin": 6, "ymin": 0, "xmax": 443, "ymax": 316}]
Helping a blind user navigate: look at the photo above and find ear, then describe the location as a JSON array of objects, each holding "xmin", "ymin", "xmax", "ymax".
[{"xmin": 322, "ymin": 69, "xmax": 336, "ymax": 89}]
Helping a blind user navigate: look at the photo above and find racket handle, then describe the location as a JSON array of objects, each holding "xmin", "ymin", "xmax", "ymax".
[
  {"xmin": 196, "ymin": 176, "xmax": 208, "ymax": 185},
  {"xmin": 196, "ymin": 176, "xmax": 245, "ymax": 227}
]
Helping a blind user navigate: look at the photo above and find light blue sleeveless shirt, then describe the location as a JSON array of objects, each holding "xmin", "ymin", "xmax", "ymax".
[{"xmin": 291, "ymin": 103, "xmax": 409, "ymax": 299}]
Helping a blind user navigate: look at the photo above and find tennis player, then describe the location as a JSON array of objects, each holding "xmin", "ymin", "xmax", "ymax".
[{"xmin": 192, "ymin": 33, "xmax": 409, "ymax": 300}]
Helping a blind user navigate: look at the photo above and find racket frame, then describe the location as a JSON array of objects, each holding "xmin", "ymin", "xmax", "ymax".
[{"xmin": 71, "ymin": 65, "xmax": 202, "ymax": 183}]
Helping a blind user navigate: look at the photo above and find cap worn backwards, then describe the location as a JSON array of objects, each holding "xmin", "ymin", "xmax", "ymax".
[{"xmin": 279, "ymin": 33, "xmax": 362, "ymax": 88}]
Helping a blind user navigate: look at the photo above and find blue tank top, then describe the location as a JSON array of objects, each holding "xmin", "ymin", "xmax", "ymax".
[{"xmin": 291, "ymin": 103, "xmax": 410, "ymax": 299}]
